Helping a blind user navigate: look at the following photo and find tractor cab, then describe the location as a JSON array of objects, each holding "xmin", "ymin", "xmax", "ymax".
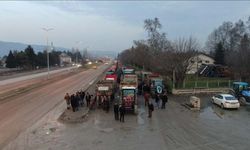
[{"xmin": 232, "ymin": 82, "xmax": 250, "ymax": 104}]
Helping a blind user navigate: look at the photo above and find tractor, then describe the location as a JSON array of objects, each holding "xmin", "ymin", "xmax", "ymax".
[{"xmin": 230, "ymin": 82, "xmax": 250, "ymax": 105}]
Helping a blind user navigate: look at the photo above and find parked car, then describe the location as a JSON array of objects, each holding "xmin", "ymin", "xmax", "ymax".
[{"xmin": 211, "ymin": 94, "xmax": 240, "ymax": 109}]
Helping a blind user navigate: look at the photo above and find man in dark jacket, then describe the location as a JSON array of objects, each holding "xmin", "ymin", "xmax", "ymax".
[
  {"xmin": 143, "ymin": 83, "xmax": 151, "ymax": 106},
  {"xmin": 161, "ymin": 92, "xmax": 168, "ymax": 109},
  {"xmin": 80, "ymin": 91, "xmax": 85, "ymax": 106},
  {"xmin": 114, "ymin": 103, "xmax": 119, "ymax": 120},
  {"xmin": 70, "ymin": 94, "xmax": 77, "ymax": 112},
  {"xmin": 86, "ymin": 92, "xmax": 91, "ymax": 107},
  {"xmin": 148, "ymin": 102, "xmax": 154, "ymax": 118},
  {"xmin": 119, "ymin": 104, "xmax": 125, "ymax": 122},
  {"xmin": 155, "ymin": 92, "xmax": 160, "ymax": 109}
]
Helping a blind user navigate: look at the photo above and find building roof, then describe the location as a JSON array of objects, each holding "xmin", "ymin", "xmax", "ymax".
[{"xmin": 60, "ymin": 53, "xmax": 70, "ymax": 57}]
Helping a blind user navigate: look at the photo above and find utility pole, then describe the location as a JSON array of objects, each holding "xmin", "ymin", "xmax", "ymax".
[
  {"xmin": 42, "ymin": 27, "xmax": 54, "ymax": 80},
  {"xmin": 75, "ymin": 41, "xmax": 82, "ymax": 64}
]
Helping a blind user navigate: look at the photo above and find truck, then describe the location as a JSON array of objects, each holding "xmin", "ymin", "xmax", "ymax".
[
  {"xmin": 119, "ymin": 74, "xmax": 138, "ymax": 114},
  {"xmin": 96, "ymin": 80, "xmax": 115, "ymax": 108}
]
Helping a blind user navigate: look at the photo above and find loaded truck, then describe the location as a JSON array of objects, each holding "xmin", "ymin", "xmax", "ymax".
[{"xmin": 119, "ymin": 74, "xmax": 138, "ymax": 114}]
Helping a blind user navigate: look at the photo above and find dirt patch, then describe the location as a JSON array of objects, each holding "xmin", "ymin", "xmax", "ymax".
[{"xmin": 58, "ymin": 107, "xmax": 90, "ymax": 124}]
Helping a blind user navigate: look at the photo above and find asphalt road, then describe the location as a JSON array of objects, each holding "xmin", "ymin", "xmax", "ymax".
[
  {"xmin": 0, "ymin": 67, "xmax": 79, "ymax": 96},
  {"xmin": 0, "ymin": 66, "xmax": 77, "ymax": 86},
  {"xmin": 0, "ymin": 64, "xmax": 110, "ymax": 149},
  {"xmin": 4, "ymin": 93, "xmax": 250, "ymax": 150}
]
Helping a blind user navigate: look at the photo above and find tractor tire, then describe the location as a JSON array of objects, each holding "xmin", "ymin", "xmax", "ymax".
[{"xmin": 239, "ymin": 97, "xmax": 247, "ymax": 106}]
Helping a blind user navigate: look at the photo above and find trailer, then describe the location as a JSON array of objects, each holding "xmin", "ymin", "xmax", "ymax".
[
  {"xmin": 96, "ymin": 80, "xmax": 115, "ymax": 109},
  {"xmin": 119, "ymin": 74, "xmax": 138, "ymax": 114}
]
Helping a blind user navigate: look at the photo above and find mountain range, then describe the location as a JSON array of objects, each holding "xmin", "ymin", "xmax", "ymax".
[{"xmin": 0, "ymin": 41, "xmax": 117, "ymax": 58}]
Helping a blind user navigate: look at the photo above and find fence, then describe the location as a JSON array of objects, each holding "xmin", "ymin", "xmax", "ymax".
[{"xmin": 176, "ymin": 79, "xmax": 232, "ymax": 89}]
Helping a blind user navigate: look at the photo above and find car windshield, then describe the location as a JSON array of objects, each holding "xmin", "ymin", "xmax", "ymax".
[{"xmin": 225, "ymin": 96, "xmax": 236, "ymax": 100}]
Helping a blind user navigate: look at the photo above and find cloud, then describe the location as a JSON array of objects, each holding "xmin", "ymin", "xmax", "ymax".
[
  {"xmin": 1, "ymin": 1, "xmax": 250, "ymax": 52},
  {"xmin": 0, "ymin": 1, "xmax": 144, "ymax": 51}
]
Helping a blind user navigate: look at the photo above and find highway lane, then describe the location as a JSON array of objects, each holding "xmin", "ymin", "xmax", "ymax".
[
  {"xmin": 0, "ymin": 64, "xmax": 109, "ymax": 148},
  {"xmin": 0, "ymin": 66, "xmax": 78, "ymax": 96},
  {"xmin": 0, "ymin": 66, "xmax": 77, "ymax": 86}
]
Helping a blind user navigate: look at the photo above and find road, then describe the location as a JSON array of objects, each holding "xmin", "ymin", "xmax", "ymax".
[
  {"xmin": 0, "ymin": 66, "xmax": 77, "ymax": 86},
  {"xmin": 0, "ymin": 66, "xmax": 79, "ymax": 97},
  {"xmin": 0, "ymin": 64, "xmax": 109, "ymax": 149},
  {"xmin": 4, "ymin": 93, "xmax": 250, "ymax": 150}
]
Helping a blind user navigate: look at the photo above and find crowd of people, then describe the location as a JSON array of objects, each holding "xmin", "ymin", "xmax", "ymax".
[
  {"xmin": 64, "ymin": 90, "xmax": 94, "ymax": 112},
  {"xmin": 63, "ymin": 83, "xmax": 168, "ymax": 122}
]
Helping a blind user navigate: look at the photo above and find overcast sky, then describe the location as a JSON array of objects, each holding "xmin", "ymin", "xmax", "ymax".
[{"xmin": 0, "ymin": 1, "xmax": 250, "ymax": 52}]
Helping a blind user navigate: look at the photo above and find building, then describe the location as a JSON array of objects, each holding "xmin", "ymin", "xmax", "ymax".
[
  {"xmin": 186, "ymin": 53, "xmax": 215, "ymax": 74},
  {"xmin": 59, "ymin": 53, "xmax": 72, "ymax": 67}
]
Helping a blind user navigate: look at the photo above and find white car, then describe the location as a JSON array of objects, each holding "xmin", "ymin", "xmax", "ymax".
[{"xmin": 212, "ymin": 94, "xmax": 240, "ymax": 109}]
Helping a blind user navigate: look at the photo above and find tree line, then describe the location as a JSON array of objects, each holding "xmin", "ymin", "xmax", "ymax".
[
  {"xmin": 119, "ymin": 18, "xmax": 199, "ymax": 87},
  {"xmin": 119, "ymin": 17, "xmax": 250, "ymax": 88},
  {"xmin": 206, "ymin": 17, "xmax": 250, "ymax": 81},
  {"xmin": 5, "ymin": 45, "xmax": 86, "ymax": 70}
]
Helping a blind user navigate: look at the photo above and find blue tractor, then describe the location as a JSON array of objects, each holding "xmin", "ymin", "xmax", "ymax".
[{"xmin": 231, "ymin": 82, "xmax": 250, "ymax": 105}]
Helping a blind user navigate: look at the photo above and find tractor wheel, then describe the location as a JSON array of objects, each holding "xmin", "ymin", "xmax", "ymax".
[{"xmin": 239, "ymin": 97, "xmax": 247, "ymax": 106}]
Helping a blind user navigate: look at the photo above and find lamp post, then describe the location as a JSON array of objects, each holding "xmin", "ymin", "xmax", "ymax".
[
  {"xmin": 42, "ymin": 28, "xmax": 54, "ymax": 80},
  {"xmin": 75, "ymin": 41, "xmax": 82, "ymax": 64}
]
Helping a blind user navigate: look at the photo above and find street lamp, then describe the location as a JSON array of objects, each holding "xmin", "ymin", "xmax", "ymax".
[
  {"xmin": 42, "ymin": 27, "xmax": 54, "ymax": 80},
  {"xmin": 75, "ymin": 41, "xmax": 82, "ymax": 64}
]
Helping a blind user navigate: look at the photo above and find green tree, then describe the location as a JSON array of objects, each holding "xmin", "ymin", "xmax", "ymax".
[
  {"xmin": 49, "ymin": 51, "xmax": 61, "ymax": 66},
  {"xmin": 24, "ymin": 45, "xmax": 36, "ymax": 69},
  {"xmin": 214, "ymin": 42, "xmax": 225, "ymax": 65},
  {"xmin": 16, "ymin": 51, "xmax": 29, "ymax": 69},
  {"xmin": 5, "ymin": 50, "xmax": 17, "ymax": 68},
  {"xmin": 36, "ymin": 51, "xmax": 47, "ymax": 67}
]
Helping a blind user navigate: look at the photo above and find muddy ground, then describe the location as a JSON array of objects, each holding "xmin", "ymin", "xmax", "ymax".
[{"xmin": 4, "ymin": 92, "xmax": 250, "ymax": 150}]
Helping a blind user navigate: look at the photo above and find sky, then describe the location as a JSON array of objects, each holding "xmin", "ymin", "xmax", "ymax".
[{"xmin": 0, "ymin": 1, "xmax": 250, "ymax": 52}]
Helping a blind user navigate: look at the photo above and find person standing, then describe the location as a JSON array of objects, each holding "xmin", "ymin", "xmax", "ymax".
[
  {"xmin": 119, "ymin": 104, "xmax": 125, "ymax": 122},
  {"xmin": 80, "ymin": 91, "xmax": 85, "ymax": 106},
  {"xmin": 64, "ymin": 93, "xmax": 71, "ymax": 109},
  {"xmin": 161, "ymin": 92, "xmax": 168, "ymax": 109},
  {"xmin": 114, "ymin": 103, "xmax": 119, "ymax": 120},
  {"xmin": 143, "ymin": 83, "xmax": 151, "ymax": 106},
  {"xmin": 148, "ymin": 102, "xmax": 154, "ymax": 118},
  {"xmin": 155, "ymin": 93, "xmax": 160, "ymax": 109},
  {"xmin": 70, "ymin": 94, "xmax": 76, "ymax": 112},
  {"xmin": 76, "ymin": 92, "xmax": 81, "ymax": 108},
  {"xmin": 111, "ymin": 93, "xmax": 115, "ymax": 103},
  {"xmin": 86, "ymin": 92, "xmax": 91, "ymax": 107},
  {"xmin": 90, "ymin": 95, "xmax": 97, "ymax": 110},
  {"xmin": 106, "ymin": 98, "xmax": 110, "ymax": 113}
]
